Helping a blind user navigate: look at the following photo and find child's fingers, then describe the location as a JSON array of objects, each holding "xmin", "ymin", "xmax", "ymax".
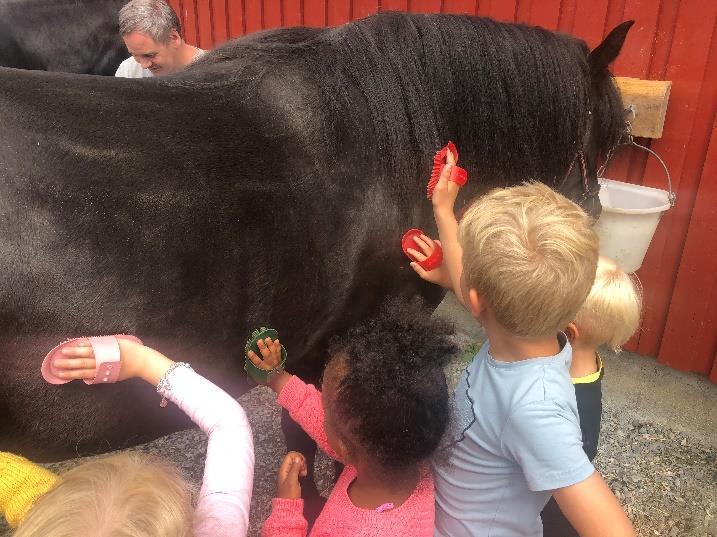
[
  {"xmin": 52, "ymin": 357, "xmax": 97, "ymax": 371},
  {"xmin": 439, "ymin": 163, "xmax": 453, "ymax": 186},
  {"xmin": 257, "ymin": 338, "xmax": 274, "ymax": 359},
  {"xmin": 412, "ymin": 235, "xmax": 433, "ymax": 255},
  {"xmin": 446, "ymin": 148, "xmax": 457, "ymax": 166},
  {"xmin": 406, "ymin": 247, "xmax": 427, "ymax": 262},
  {"xmin": 60, "ymin": 345, "xmax": 94, "ymax": 358},
  {"xmin": 419, "ymin": 234, "xmax": 435, "ymax": 249},
  {"xmin": 56, "ymin": 368, "xmax": 97, "ymax": 380},
  {"xmin": 278, "ymin": 452, "xmax": 304, "ymax": 481},
  {"xmin": 247, "ymin": 350, "xmax": 271, "ymax": 370}
]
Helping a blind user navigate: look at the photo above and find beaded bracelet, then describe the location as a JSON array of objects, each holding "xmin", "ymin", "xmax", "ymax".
[{"xmin": 156, "ymin": 362, "xmax": 193, "ymax": 407}]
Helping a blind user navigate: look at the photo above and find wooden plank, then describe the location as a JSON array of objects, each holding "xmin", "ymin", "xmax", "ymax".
[
  {"xmin": 210, "ymin": 0, "xmax": 229, "ymax": 45},
  {"xmin": 410, "ymin": 0, "xmax": 442, "ymax": 13},
  {"xmin": 381, "ymin": 0, "xmax": 409, "ymax": 11},
  {"xmin": 353, "ymin": 0, "xmax": 379, "ymax": 18},
  {"xmin": 612, "ymin": 0, "xmax": 660, "ymax": 78},
  {"xmin": 328, "ymin": 0, "xmax": 352, "ymax": 24},
  {"xmin": 636, "ymin": 0, "xmax": 717, "ymax": 357},
  {"xmin": 572, "ymin": 0, "xmax": 609, "ymax": 49},
  {"xmin": 694, "ymin": 281, "xmax": 717, "ymax": 375},
  {"xmin": 196, "ymin": 0, "xmax": 215, "ymax": 48},
  {"xmin": 442, "ymin": 0, "xmax": 477, "ymax": 15},
  {"xmin": 647, "ymin": 0, "xmax": 680, "ymax": 80},
  {"xmin": 264, "ymin": 0, "xmax": 284, "ymax": 28},
  {"xmin": 227, "ymin": 0, "xmax": 246, "ymax": 37},
  {"xmin": 528, "ymin": 0, "xmax": 561, "ymax": 30},
  {"xmin": 657, "ymin": 36, "xmax": 717, "ymax": 374},
  {"xmin": 486, "ymin": 0, "xmax": 517, "ymax": 22},
  {"xmin": 283, "ymin": 0, "xmax": 303, "ymax": 26},
  {"xmin": 515, "ymin": 0, "xmax": 532, "ymax": 24},
  {"xmin": 182, "ymin": 0, "xmax": 200, "ymax": 46},
  {"xmin": 304, "ymin": 0, "xmax": 326, "ymax": 26},
  {"xmin": 657, "ymin": 119, "xmax": 717, "ymax": 373},
  {"xmin": 244, "ymin": 1, "xmax": 263, "ymax": 33},
  {"xmin": 614, "ymin": 77, "xmax": 671, "ymax": 138},
  {"xmin": 557, "ymin": 0, "xmax": 577, "ymax": 33}
]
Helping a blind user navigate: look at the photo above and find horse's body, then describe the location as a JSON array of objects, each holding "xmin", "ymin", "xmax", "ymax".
[
  {"xmin": 0, "ymin": 0, "xmax": 126, "ymax": 74},
  {"xmin": 0, "ymin": 13, "xmax": 628, "ymax": 461}
]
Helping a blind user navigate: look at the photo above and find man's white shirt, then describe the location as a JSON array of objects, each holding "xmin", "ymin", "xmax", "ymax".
[{"xmin": 114, "ymin": 57, "xmax": 153, "ymax": 78}]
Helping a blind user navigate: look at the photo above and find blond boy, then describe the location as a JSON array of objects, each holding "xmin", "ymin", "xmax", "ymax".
[
  {"xmin": 541, "ymin": 257, "xmax": 642, "ymax": 537},
  {"xmin": 411, "ymin": 158, "xmax": 635, "ymax": 537}
]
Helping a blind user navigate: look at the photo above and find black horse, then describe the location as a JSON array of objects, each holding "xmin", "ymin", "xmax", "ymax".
[
  {"xmin": 0, "ymin": 13, "xmax": 631, "ymax": 461},
  {"xmin": 0, "ymin": 0, "xmax": 126, "ymax": 74}
]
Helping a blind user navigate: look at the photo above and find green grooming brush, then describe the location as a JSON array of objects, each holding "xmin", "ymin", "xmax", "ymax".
[{"xmin": 244, "ymin": 327, "xmax": 287, "ymax": 383}]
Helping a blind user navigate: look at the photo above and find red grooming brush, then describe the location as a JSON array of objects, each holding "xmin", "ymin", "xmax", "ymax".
[
  {"xmin": 402, "ymin": 228, "xmax": 443, "ymax": 271},
  {"xmin": 426, "ymin": 141, "xmax": 468, "ymax": 199}
]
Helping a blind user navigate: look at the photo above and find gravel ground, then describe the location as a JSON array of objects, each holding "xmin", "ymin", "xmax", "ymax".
[{"xmin": 1, "ymin": 328, "xmax": 715, "ymax": 536}]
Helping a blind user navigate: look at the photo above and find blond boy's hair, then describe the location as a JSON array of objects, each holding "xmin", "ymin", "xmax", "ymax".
[
  {"xmin": 14, "ymin": 452, "xmax": 193, "ymax": 537},
  {"xmin": 458, "ymin": 182, "xmax": 598, "ymax": 338},
  {"xmin": 574, "ymin": 257, "xmax": 642, "ymax": 350}
]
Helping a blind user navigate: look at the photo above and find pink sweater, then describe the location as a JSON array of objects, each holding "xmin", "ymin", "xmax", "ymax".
[
  {"xmin": 158, "ymin": 366, "xmax": 254, "ymax": 537},
  {"xmin": 261, "ymin": 375, "xmax": 435, "ymax": 537}
]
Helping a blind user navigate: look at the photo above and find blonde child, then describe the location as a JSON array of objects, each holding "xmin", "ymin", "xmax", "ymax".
[
  {"xmin": 408, "ymin": 155, "xmax": 635, "ymax": 537},
  {"xmin": 246, "ymin": 300, "xmax": 454, "ymax": 537},
  {"xmin": 541, "ymin": 257, "xmax": 642, "ymax": 536},
  {"xmin": 1, "ymin": 336, "xmax": 254, "ymax": 537}
]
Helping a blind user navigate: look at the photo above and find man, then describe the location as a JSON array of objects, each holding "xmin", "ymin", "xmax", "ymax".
[{"xmin": 115, "ymin": 0, "xmax": 204, "ymax": 78}]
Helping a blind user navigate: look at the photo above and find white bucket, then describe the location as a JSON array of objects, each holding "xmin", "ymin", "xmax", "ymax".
[{"xmin": 594, "ymin": 178, "xmax": 671, "ymax": 273}]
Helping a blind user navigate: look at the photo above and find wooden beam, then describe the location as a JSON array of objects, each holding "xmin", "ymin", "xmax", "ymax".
[{"xmin": 615, "ymin": 76, "xmax": 672, "ymax": 139}]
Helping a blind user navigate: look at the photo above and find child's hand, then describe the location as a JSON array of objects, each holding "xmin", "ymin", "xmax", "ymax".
[
  {"xmin": 52, "ymin": 339, "xmax": 141, "ymax": 382},
  {"xmin": 407, "ymin": 234, "xmax": 452, "ymax": 289},
  {"xmin": 431, "ymin": 149, "xmax": 461, "ymax": 216},
  {"xmin": 276, "ymin": 451, "xmax": 307, "ymax": 500},
  {"xmin": 246, "ymin": 337, "xmax": 283, "ymax": 382},
  {"xmin": 246, "ymin": 337, "xmax": 291, "ymax": 393}
]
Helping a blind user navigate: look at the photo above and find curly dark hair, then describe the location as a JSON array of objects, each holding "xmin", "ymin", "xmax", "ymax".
[{"xmin": 326, "ymin": 297, "xmax": 455, "ymax": 470}]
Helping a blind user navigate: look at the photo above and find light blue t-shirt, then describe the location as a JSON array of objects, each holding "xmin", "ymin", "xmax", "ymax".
[{"xmin": 433, "ymin": 337, "xmax": 594, "ymax": 537}]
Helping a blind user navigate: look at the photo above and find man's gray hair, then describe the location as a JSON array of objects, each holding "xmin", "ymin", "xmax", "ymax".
[{"xmin": 119, "ymin": 0, "xmax": 182, "ymax": 42}]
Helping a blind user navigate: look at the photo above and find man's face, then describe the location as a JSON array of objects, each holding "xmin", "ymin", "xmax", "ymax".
[{"xmin": 122, "ymin": 30, "xmax": 181, "ymax": 75}]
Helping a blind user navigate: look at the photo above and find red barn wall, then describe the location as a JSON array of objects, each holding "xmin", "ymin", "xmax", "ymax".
[{"xmin": 167, "ymin": 0, "xmax": 717, "ymax": 381}]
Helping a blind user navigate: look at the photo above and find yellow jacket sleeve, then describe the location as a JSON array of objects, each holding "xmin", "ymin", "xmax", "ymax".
[{"xmin": 0, "ymin": 452, "xmax": 59, "ymax": 527}]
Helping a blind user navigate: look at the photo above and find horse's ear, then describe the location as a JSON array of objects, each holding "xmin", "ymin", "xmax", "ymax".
[{"xmin": 589, "ymin": 20, "xmax": 634, "ymax": 70}]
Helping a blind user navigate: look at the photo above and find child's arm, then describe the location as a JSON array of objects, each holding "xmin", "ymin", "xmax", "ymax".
[
  {"xmin": 248, "ymin": 339, "xmax": 342, "ymax": 461},
  {"xmin": 431, "ymin": 151, "xmax": 466, "ymax": 305},
  {"xmin": 261, "ymin": 452, "xmax": 309, "ymax": 537},
  {"xmin": 55, "ymin": 340, "xmax": 254, "ymax": 537},
  {"xmin": 553, "ymin": 472, "xmax": 635, "ymax": 537},
  {"xmin": 156, "ymin": 362, "xmax": 254, "ymax": 537}
]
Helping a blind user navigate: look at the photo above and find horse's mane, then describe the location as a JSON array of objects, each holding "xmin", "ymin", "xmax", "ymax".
[{"xmin": 187, "ymin": 12, "xmax": 624, "ymax": 188}]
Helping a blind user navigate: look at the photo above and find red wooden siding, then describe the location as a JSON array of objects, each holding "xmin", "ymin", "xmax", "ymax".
[{"xmin": 167, "ymin": 0, "xmax": 717, "ymax": 381}]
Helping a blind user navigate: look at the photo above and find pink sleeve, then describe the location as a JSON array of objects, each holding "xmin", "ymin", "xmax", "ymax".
[
  {"xmin": 277, "ymin": 375, "xmax": 341, "ymax": 461},
  {"xmin": 158, "ymin": 366, "xmax": 254, "ymax": 537},
  {"xmin": 261, "ymin": 498, "xmax": 308, "ymax": 537}
]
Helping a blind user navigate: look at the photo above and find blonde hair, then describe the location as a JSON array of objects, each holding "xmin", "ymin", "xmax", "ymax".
[
  {"xmin": 574, "ymin": 256, "xmax": 643, "ymax": 350},
  {"xmin": 458, "ymin": 182, "xmax": 598, "ymax": 337},
  {"xmin": 14, "ymin": 452, "xmax": 193, "ymax": 537}
]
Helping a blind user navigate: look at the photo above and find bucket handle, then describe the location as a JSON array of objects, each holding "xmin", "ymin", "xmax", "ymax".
[{"xmin": 599, "ymin": 111, "xmax": 676, "ymax": 207}]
